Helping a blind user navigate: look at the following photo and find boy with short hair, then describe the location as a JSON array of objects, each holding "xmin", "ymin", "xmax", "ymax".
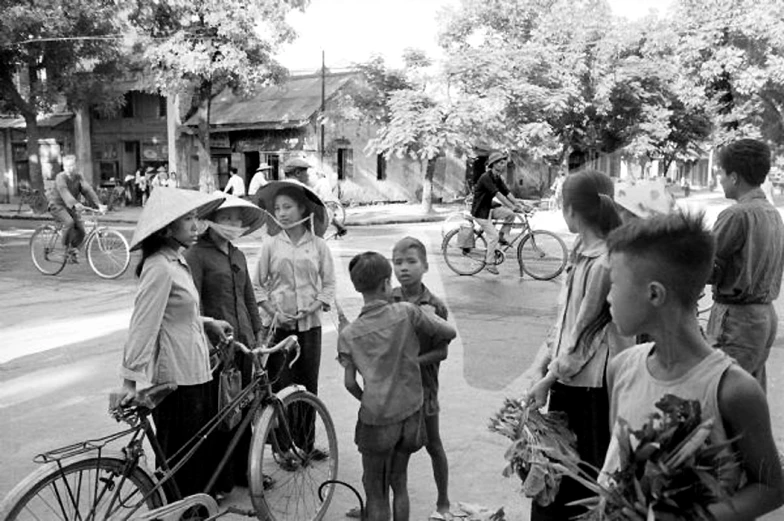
[
  {"xmin": 391, "ymin": 237, "xmax": 453, "ymax": 520},
  {"xmin": 338, "ymin": 251, "xmax": 457, "ymax": 521},
  {"xmin": 603, "ymin": 212, "xmax": 784, "ymax": 519}
]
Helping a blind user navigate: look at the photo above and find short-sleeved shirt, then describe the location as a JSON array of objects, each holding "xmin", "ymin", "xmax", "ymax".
[
  {"xmin": 391, "ymin": 285, "xmax": 449, "ymax": 393},
  {"xmin": 471, "ymin": 171, "xmax": 510, "ymax": 219},
  {"xmin": 121, "ymin": 246, "xmax": 212, "ymax": 386},
  {"xmin": 337, "ymin": 300, "xmax": 456, "ymax": 425},
  {"xmin": 712, "ymin": 188, "xmax": 784, "ymax": 305}
]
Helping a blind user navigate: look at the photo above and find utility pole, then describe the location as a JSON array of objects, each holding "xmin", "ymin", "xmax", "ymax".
[{"xmin": 320, "ymin": 50, "xmax": 326, "ymax": 168}]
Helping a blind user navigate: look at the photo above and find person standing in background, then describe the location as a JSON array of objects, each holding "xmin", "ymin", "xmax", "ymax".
[
  {"xmin": 708, "ymin": 138, "xmax": 784, "ymax": 392},
  {"xmin": 248, "ymin": 163, "xmax": 271, "ymax": 196},
  {"xmin": 224, "ymin": 168, "xmax": 246, "ymax": 197}
]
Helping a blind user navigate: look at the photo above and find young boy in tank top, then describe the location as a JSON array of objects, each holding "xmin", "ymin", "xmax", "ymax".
[{"xmin": 602, "ymin": 212, "xmax": 783, "ymax": 519}]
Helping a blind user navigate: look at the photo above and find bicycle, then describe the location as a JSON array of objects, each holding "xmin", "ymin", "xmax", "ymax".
[
  {"xmin": 29, "ymin": 207, "xmax": 131, "ymax": 279},
  {"xmin": 16, "ymin": 185, "xmax": 49, "ymax": 215},
  {"xmin": 441, "ymin": 209, "xmax": 568, "ymax": 280},
  {"xmin": 0, "ymin": 334, "xmax": 340, "ymax": 521},
  {"xmin": 98, "ymin": 185, "xmax": 127, "ymax": 212},
  {"xmin": 324, "ymin": 199, "xmax": 346, "ymax": 228}
]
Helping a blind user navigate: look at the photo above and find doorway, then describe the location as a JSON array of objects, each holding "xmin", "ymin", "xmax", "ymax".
[
  {"xmin": 122, "ymin": 141, "xmax": 140, "ymax": 178},
  {"xmin": 245, "ymin": 151, "xmax": 260, "ymax": 189}
]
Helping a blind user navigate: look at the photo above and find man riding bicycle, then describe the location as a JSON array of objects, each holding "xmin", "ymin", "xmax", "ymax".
[
  {"xmin": 46, "ymin": 154, "xmax": 106, "ymax": 262},
  {"xmin": 471, "ymin": 151, "xmax": 532, "ymax": 274}
]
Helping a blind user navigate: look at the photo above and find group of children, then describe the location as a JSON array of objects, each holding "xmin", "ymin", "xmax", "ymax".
[
  {"xmin": 337, "ymin": 167, "xmax": 783, "ymax": 521},
  {"xmin": 338, "ymin": 238, "xmax": 456, "ymax": 521}
]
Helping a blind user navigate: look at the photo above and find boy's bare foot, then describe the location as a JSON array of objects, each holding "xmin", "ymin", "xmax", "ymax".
[{"xmin": 485, "ymin": 265, "xmax": 499, "ymax": 275}]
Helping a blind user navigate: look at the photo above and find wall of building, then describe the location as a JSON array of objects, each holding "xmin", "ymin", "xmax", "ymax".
[{"xmin": 91, "ymin": 92, "xmax": 168, "ymax": 186}]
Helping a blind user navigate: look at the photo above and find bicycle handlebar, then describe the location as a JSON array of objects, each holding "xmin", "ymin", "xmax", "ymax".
[{"xmin": 232, "ymin": 335, "xmax": 301, "ymax": 368}]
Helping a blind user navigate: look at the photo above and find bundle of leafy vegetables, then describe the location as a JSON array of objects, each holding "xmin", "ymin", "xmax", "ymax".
[
  {"xmin": 489, "ymin": 398, "xmax": 580, "ymax": 506},
  {"xmin": 546, "ymin": 394, "xmax": 739, "ymax": 521}
]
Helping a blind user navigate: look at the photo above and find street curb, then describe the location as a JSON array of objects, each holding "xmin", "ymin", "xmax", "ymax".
[
  {"xmin": 0, "ymin": 212, "xmax": 139, "ymax": 225},
  {"xmin": 0, "ymin": 211, "xmax": 449, "ymax": 227}
]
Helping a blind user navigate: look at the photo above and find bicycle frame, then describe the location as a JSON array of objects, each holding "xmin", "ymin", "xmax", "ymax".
[{"xmin": 33, "ymin": 337, "xmax": 301, "ymax": 521}]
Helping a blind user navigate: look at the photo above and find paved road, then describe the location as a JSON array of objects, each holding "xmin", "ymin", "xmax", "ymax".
[{"xmin": 0, "ymin": 217, "xmax": 782, "ymax": 521}]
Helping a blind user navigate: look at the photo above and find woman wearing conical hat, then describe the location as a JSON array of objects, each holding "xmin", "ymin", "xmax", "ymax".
[
  {"xmin": 253, "ymin": 181, "xmax": 336, "ymax": 461},
  {"xmin": 116, "ymin": 187, "xmax": 231, "ymax": 498},
  {"xmin": 183, "ymin": 195, "xmax": 267, "ymax": 495}
]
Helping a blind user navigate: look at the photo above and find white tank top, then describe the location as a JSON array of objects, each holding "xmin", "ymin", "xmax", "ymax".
[{"xmin": 601, "ymin": 343, "xmax": 741, "ymax": 489}]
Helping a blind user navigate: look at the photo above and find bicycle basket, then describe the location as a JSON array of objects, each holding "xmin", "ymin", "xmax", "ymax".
[{"xmin": 457, "ymin": 222, "xmax": 475, "ymax": 248}]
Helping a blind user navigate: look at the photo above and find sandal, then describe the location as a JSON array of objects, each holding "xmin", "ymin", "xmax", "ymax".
[{"xmin": 429, "ymin": 512, "xmax": 455, "ymax": 521}]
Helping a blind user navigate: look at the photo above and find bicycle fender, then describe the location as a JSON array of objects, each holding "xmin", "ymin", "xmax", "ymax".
[{"xmin": 274, "ymin": 384, "xmax": 308, "ymax": 402}]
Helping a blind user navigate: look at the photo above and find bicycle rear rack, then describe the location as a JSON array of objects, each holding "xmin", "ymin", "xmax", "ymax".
[{"xmin": 33, "ymin": 429, "xmax": 135, "ymax": 464}]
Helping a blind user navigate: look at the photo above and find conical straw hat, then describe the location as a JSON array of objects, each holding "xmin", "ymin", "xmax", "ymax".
[
  {"xmin": 251, "ymin": 180, "xmax": 328, "ymax": 237},
  {"xmin": 615, "ymin": 178, "xmax": 675, "ymax": 219},
  {"xmin": 130, "ymin": 187, "xmax": 225, "ymax": 250},
  {"xmin": 204, "ymin": 194, "xmax": 266, "ymax": 236}
]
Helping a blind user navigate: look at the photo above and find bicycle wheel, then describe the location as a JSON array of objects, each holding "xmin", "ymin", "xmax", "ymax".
[
  {"xmin": 442, "ymin": 227, "xmax": 487, "ymax": 276},
  {"xmin": 30, "ymin": 225, "xmax": 68, "ymax": 276},
  {"xmin": 0, "ymin": 454, "xmax": 165, "ymax": 520},
  {"xmin": 87, "ymin": 228, "xmax": 130, "ymax": 279},
  {"xmin": 324, "ymin": 200, "xmax": 345, "ymax": 226},
  {"xmin": 517, "ymin": 230, "xmax": 568, "ymax": 280},
  {"xmin": 249, "ymin": 388, "xmax": 338, "ymax": 521}
]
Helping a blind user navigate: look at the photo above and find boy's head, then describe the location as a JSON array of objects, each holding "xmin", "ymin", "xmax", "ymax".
[
  {"xmin": 349, "ymin": 251, "xmax": 392, "ymax": 295},
  {"xmin": 392, "ymin": 237, "xmax": 428, "ymax": 286},
  {"xmin": 717, "ymin": 139, "xmax": 770, "ymax": 195},
  {"xmin": 606, "ymin": 212, "xmax": 715, "ymax": 337}
]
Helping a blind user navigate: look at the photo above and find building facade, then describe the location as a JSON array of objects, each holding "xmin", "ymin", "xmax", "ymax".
[{"xmin": 188, "ymin": 71, "xmax": 467, "ymax": 204}]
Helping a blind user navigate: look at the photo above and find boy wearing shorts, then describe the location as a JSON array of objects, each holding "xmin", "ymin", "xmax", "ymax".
[
  {"xmin": 338, "ymin": 251, "xmax": 457, "ymax": 521},
  {"xmin": 391, "ymin": 237, "xmax": 453, "ymax": 520},
  {"xmin": 602, "ymin": 213, "xmax": 783, "ymax": 519}
]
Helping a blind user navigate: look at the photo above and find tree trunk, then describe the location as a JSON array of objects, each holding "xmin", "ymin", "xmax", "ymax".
[
  {"xmin": 421, "ymin": 158, "xmax": 434, "ymax": 213},
  {"xmin": 195, "ymin": 81, "xmax": 215, "ymax": 192},
  {"xmin": 23, "ymin": 113, "xmax": 43, "ymax": 191}
]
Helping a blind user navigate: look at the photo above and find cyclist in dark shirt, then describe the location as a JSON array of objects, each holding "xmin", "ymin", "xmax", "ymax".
[{"xmin": 471, "ymin": 152, "xmax": 531, "ymax": 274}]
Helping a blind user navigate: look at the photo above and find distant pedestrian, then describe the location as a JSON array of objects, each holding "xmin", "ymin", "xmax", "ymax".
[
  {"xmin": 550, "ymin": 172, "xmax": 565, "ymax": 209},
  {"xmin": 248, "ymin": 163, "xmax": 271, "ymax": 196},
  {"xmin": 338, "ymin": 251, "xmax": 456, "ymax": 521},
  {"xmin": 223, "ymin": 167, "xmax": 246, "ymax": 197},
  {"xmin": 521, "ymin": 169, "xmax": 630, "ymax": 521},
  {"xmin": 708, "ymin": 138, "xmax": 784, "ymax": 392},
  {"xmin": 680, "ymin": 176, "xmax": 691, "ymax": 197},
  {"xmin": 166, "ymin": 172, "xmax": 180, "ymax": 188},
  {"xmin": 124, "ymin": 172, "xmax": 136, "ymax": 205}
]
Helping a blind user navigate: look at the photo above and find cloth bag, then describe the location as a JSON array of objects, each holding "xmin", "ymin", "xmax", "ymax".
[
  {"xmin": 217, "ymin": 367, "xmax": 242, "ymax": 432},
  {"xmin": 457, "ymin": 222, "xmax": 476, "ymax": 248}
]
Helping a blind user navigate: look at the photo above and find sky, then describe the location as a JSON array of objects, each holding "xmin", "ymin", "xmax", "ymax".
[{"xmin": 277, "ymin": 0, "xmax": 674, "ymax": 72}]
